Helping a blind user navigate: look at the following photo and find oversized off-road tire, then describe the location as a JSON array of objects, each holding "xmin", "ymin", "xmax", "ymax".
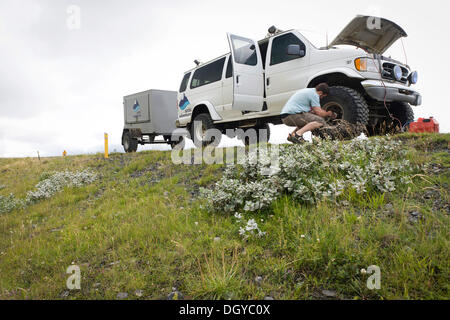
[
  {"xmin": 257, "ymin": 123, "xmax": 271, "ymax": 143},
  {"xmin": 190, "ymin": 113, "xmax": 222, "ymax": 148},
  {"xmin": 122, "ymin": 131, "xmax": 138, "ymax": 153},
  {"xmin": 320, "ymin": 86, "xmax": 369, "ymax": 126},
  {"xmin": 368, "ymin": 102, "xmax": 415, "ymax": 135},
  {"xmin": 240, "ymin": 123, "xmax": 271, "ymax": 146},
  {"xmin": 312, "ymin": 86, "xmax": 369, "ymax": 140},
  {"xmin": 389, "ymin": 101, "xmax": 415, "ymax": 129}
]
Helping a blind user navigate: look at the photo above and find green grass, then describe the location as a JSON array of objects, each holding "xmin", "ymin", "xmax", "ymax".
[{"xmin": 0, "ymin": 133, "xmax": 448, "ymax": 300}]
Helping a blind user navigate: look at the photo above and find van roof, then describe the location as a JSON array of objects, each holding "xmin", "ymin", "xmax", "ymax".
[
  {"xmin": 182, "ymin": 29, "xmax": 295, "ymax": 74},
  {"xmin": 183, "ymin": 53, "xmax": 230, "ymax": 74}
]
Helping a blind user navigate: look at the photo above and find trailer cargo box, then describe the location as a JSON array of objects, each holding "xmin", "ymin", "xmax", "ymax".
[{"xmin": 122, "ymin": 89, "xmax": 186, "ymax": 152}]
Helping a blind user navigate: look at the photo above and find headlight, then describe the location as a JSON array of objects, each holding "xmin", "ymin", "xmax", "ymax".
[
  {"xmin": 355, "ymin": 57, "xmax": 379, "ymax": 73},
  {"xmin": 393, "ymin": 65, "xmax": 403, "ymax": 81},
  {"xmin": 409, "ymin": 71, "xmax": 418, "ymax": 84}
]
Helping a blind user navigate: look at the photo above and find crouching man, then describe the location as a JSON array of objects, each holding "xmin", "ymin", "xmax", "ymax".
[{"xmin": 280, "ymin": 83, "xmax": 336, "ymax": 143}]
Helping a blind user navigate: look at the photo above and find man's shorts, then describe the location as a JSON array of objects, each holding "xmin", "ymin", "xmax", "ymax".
[{"xmin": 281, "ymin": 112, "xmax": 326, "ymax": 128}]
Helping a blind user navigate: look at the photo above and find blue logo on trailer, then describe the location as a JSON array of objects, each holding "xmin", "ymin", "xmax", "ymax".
[
  {"xmin": 133, "ymin": 100, "xmax": 141, "ymax": 112},
  {"xmin": 179, "ymin": 94, "xmax": 190, "ymax": 110}
]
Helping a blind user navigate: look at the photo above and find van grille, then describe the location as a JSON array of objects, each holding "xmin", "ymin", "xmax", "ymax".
[{"xmin": 382, "ymin": 62, "xmax": 409, "ymax": 83}]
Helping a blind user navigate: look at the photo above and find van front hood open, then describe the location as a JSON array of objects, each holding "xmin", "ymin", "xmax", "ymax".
[{"xmin": 329, "ymin": 15, "xmax": 407, "ymax": 54}]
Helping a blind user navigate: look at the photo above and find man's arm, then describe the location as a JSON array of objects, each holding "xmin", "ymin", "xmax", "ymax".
[{"xmin": 311, "ymin": 106, "xmax": 335, "ymax": 118}]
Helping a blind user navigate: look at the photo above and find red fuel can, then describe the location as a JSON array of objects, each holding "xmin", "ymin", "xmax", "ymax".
[{"xmin": 408, "ymin": 117, "xmax": 439, "ymax": 133}]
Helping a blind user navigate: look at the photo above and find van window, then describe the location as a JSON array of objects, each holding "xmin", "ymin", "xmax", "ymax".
[
  {"xmin": 225, "ymin": 56, "xmax": 233, "ymax": 78},
  {"xmin": 179, "ymin": 72, "xmax": 191, "ymax": 93},
  {"xmin": 270, "ymin": 33, "xmax": 306, "ymax": 66},
  {"xmin": 190, "ymin": 57, "xmax": 226, "ymax": 89},
  {"xmin": 230, "ymin": 36, "xmax": 257, "ymax": 66}
]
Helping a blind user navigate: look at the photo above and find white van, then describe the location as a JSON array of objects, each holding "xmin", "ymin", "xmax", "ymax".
[{"xmin": 176, "ymin": 16, "xmax": 422, "ymax": 147}]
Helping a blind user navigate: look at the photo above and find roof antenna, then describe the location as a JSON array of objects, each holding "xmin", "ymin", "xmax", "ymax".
[{"xmin": 194, "ymin": 60, "xmax": 201, "ymax": 66}]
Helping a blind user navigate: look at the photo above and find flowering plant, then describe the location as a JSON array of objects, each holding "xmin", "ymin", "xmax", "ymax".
[{"xmin": 201, "ymin": 137, "xmax": 420, "ymax": 214}]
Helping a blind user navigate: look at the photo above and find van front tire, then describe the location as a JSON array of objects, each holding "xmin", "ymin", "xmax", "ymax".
[
  {"xmin": 190, "ymin": 113, "xmax": 222, "ymax": 148},
  {"xmin": 321, "ymin": 86, "xmax": 369, "ymax": 126}
]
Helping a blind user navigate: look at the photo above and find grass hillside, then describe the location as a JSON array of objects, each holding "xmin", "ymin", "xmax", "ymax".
[{"xmin": 0, "ymin": 133, "xmax": 448, "ymax": 300}]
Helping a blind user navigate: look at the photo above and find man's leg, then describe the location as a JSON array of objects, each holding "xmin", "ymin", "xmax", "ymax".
[
  {"xmin": 282, "ymin": 116, "xmax": 301, "ymax": 139},
  {"xmin": 290, "ymin": 127, "xmax": 299, "ymax": 136},
  {"xmin": 293, "ymin": 113, "xmax": 327, "ymax": 137},
  {"xmin": 295, "ymin": 121, "xmax": 323, "ymax": 136},
  {"xmin": 283, "ymin": 113, "xmax": 326, "ymax": 142}
]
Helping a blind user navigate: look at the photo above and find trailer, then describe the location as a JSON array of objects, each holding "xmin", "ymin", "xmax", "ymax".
[{"xmin": 122, "ymin": 89, "xmax": 186, "ymax": 152}]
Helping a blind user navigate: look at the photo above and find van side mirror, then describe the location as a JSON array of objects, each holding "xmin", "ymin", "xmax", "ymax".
[{"xmin": 287, "ymin": 44, "xmax": 305, "ymax": 57}]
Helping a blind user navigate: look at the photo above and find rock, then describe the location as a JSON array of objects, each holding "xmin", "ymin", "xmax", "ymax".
[
  {"xmin": 255, "ymin": 276, "xmax": 263, "ymax": 285},
  {"xmin": 135, "ymin": 290, "xmax": 143, "ymax": 297},
  {"xmin": 408, "ymin": 211, "xmax": 422, "ymax": 223},
  {"xmin": 264, "ymin": 296, "xmax": 274, "ymax": 300},
  {"xmin": 116, "ymin": 292, "xmax": 128, "ymax": 299},
  {"xmin": 322, "ymin": 290, "xmax": 336, "ymax": 298}
]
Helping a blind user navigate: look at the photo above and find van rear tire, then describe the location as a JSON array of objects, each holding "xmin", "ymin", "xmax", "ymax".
[{"xmin": 241, "ymin": 123, "xmax": 271, "ymax": 146}]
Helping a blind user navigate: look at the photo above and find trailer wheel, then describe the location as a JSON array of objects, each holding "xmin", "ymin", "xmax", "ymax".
[
  {"xmin": 170, "ymin": 136, "xmax": 185, "ymax": 150},
  {"xmin": 122, "ymin": 131, "xmax": 138, "ymax": 153},
  {"xmin": 190, "ymin": 113, "xmax": 222, "ymax": 148}
]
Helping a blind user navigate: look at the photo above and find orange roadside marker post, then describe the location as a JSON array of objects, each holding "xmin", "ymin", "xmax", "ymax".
[
  {"xmin": 104, "ymin": 133, "xmax": 109, "ymax": 159},
  {"xmin": 63, "ymin": 150, "xmax": 67, "ymax": 157}
]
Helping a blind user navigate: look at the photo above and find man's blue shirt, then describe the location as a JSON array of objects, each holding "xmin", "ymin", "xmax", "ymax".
[{"xmin": 280, "ymin": 88, "xmax": 320, "ymax": 114}]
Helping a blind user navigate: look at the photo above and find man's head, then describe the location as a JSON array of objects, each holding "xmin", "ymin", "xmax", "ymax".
[{"xmin": 315, "ymin": 83, "xmax": 329, "ymax": 98}]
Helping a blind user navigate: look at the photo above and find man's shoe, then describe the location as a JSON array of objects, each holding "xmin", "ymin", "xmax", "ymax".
[
  {"xmin": 291, "ymin": 133, "xmax": 306, "ymax": 144},
  {"xmin": 287, "ymin": 133, "xmax": 295, "ymax": 143}
]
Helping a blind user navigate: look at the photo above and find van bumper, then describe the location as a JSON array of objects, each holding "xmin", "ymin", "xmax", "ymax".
[
  {"xmin": 362, "ymin": 80, "xmax": 422, "ymax": 106},
  {"xmin": 176, "ymin": 116, "xmax": 191, "ymax": 128}
]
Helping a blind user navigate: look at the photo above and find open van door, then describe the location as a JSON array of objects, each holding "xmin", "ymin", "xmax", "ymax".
[{"xmin": 227, "ymin": 33, "xmax": 264, "ymax": 112}]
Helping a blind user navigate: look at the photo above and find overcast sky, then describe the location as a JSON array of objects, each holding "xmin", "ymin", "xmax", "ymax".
[{"xmin": 0, "ymin": 0, "xmax": 448, "ymax": 157}]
